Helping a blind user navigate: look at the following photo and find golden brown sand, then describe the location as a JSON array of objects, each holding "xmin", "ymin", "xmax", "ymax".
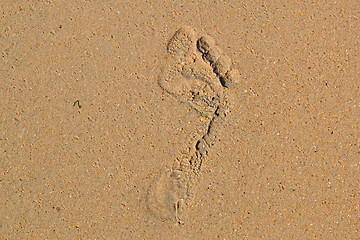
[{"xmin": 1, "ymin": 1, "xmax": 359, "ymax": 238}]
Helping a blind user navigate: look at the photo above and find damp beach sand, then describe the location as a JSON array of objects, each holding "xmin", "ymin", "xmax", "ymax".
[{"xmin": 1, "ymin": 1, "xmax": 359, "ymax": 239}]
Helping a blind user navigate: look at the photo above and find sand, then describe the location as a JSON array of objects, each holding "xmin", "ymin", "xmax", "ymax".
[{"xmin": 1, "ymin": 0, "xmax": 359, "ymax": 239}]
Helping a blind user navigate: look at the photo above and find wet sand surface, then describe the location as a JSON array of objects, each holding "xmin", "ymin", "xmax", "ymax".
[{"xmin": 1, "ymin": 1, "xmax": 359, "ymax": 239}]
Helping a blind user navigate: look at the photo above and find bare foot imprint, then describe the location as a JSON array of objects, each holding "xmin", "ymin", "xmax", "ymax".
[{"xmin": 147, "ymin": 26, "xmax": 239, "ymax": 224}]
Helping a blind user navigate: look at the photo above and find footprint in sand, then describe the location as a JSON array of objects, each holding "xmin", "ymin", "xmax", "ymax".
[{"xmin": 147, "ymin": 26, "xmax": 239, "ymax": 224}]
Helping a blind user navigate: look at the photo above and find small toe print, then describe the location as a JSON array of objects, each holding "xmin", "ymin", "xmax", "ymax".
[
  {"xmin": 197, "ymin": 35, "xmax": 216, "ymax": 54},
  {"xmin": 204, "ymin": 45, "xmax": 223, "ymax": 64},
  {"xmin": 213, "ymin": 54, "xmax": 232, "ymax": 77},
  {"xmin": 221, "ymin": 69, "xmax": 240, "ymax": 88}
]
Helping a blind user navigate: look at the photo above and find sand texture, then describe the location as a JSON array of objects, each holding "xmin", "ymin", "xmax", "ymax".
[{"xmin": 1, "ymin": 0, "xmax": 359, "ymax": 239}]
